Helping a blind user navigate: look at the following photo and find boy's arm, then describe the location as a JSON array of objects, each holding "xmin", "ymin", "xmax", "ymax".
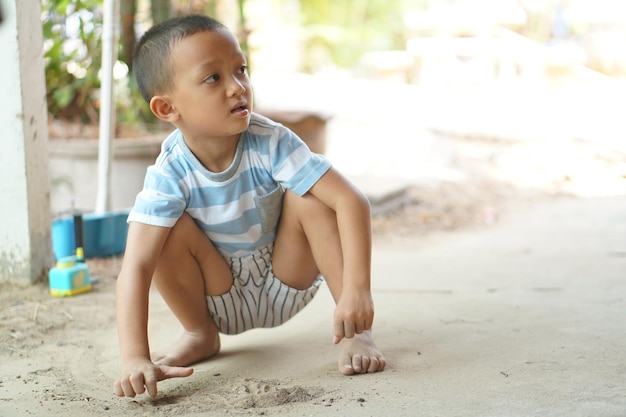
[
  {"xmin": 307, "ymin": 167, "xmax": 374, "ymax": 343},
  {"xmin": 114, "ymin": 222, "xmax": 192, "ymax": 397}
]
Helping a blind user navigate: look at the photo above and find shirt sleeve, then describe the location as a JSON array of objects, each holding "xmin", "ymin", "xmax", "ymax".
[
  {"xmin": 127, "ymin": 164, "xmax": 187, "ymax": 227},
  {"xmin": 271, "ymin": 128, "xmax": 332, "ymax": 196}
]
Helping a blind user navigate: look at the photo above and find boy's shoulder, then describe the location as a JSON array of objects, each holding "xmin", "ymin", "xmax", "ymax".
[
  {"xmin": 247, "ymin": 112, "xmax": 306, "ymax": 152},
  {"xmin": 248, "ymin": 112, "xmax": 285, "ymax": 136},
  {"xmin": 152, "ymin": 129, "xmax": 185, "ymax": 168}
]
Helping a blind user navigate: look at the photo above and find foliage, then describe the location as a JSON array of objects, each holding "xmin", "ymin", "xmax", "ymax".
[
  {"xmin": 298, "ymin": 0, "xmax": 411, "ymax": 70},
  {"xmin": 41, "ymin": 0, "xmax": 419, "ymax": 129},
  {"xmin": 42, "ymin": 0, "xmax": 153, "ymax": 130},
  {"xmin": 42, "ymin": 0, "xmax": 103, "ymax": 124}
]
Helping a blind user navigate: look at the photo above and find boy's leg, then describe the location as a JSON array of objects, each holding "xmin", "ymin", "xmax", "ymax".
[
  {"xmin": 150, "ymin": 213, "xmax": 234, "ymax": 367},
  {"xmin": 272, "ymin": 190, "xmax": 386, "ymax": 375}
]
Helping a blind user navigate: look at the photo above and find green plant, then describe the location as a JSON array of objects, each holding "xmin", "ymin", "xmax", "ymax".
[
  {"xmin": 42, "ymin": 0, "xmax": 103, "ymax": 124},
  {"xmin": 42, "ymin": 0, "xmax": 154, "ymax": 131},
  {"xmin": 298, "ymin": 0, "xmax": 409, "ymax": 71}
]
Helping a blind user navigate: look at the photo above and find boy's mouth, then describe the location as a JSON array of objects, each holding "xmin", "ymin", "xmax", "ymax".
[{"xmin": 231, "ymin": 104, "xmax": 249, "ymax": 114}]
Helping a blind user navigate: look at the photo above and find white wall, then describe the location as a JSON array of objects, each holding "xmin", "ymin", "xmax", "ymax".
[{"xmin": 0, "ymin": 0, "xmax": 52, "ymax": 283}]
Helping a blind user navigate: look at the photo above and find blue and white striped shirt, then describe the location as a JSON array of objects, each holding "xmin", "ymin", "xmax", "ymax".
[{"xmin": 128, "ymin": 113, "xmax": 332, "ymax": 257}]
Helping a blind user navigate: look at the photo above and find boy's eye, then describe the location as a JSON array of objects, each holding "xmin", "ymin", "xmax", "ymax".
[
  {"xmin": 238, "ymin": 66, "xmax": 248, "ymax": 75},
  {"xmin": 204, "ymin": 74, "xmax": 219, "ymax": 83}
]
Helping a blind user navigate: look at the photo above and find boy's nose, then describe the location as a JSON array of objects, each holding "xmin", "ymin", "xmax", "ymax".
[{"xmin": 228, "ymin": 79, "xmax": 246, "ymax": 97}]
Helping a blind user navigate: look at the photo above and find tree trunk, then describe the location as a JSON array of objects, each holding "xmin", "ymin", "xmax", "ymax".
[{"xmin": 120, "ymin": 0, "xmax": 136, "ymax": 70}]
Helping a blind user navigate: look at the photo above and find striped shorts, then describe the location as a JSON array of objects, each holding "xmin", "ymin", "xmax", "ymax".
[{"xmin": 206, "ymin": 244, "xmax": 324, "ymax": 335}]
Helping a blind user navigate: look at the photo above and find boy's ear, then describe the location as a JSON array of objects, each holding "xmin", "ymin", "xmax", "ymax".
[{"xmin": 149, "ymin": 95, "xmax": 179, "ymax": 122}]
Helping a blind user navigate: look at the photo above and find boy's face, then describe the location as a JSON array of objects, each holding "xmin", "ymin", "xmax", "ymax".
[{"xmin": 159, "ymin": 28, "xmax": 252, "ymax": 142}]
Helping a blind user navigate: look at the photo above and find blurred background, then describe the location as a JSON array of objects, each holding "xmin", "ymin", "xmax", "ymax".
[{"xmin": 44, "ymin": 0, "xmax": 626, "ymax": 226}]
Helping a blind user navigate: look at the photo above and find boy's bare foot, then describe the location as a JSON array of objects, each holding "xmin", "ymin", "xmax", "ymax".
[
  {"xmin": 152, "ymin": 330, "xmax": 220, "ymax": 368},
  {"xmin": 338, "ymin": 331, "xmax": 386, "ymax": 375}
]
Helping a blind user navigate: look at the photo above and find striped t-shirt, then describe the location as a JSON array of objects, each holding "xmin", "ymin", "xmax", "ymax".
[{"xmin": 128, "ymin": 113, "xmax": 332, "ymax": 258}]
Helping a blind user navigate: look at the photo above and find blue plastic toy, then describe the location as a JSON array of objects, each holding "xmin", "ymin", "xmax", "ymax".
[{"xmin": 49, "ymin": 214, "xmax": 91, "ymax": 297}]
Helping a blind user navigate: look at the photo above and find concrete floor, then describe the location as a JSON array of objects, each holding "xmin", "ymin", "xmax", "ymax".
[
  {"xmin": 168, "ymin": 194, "xmax": 626, "ymax": 416},
  {"xmin": 2, "ymin": 194, "xmax": 621, "ymax": 417},
  {"xmin": 364, "ymin": 195, "xmax": 626, "ymax": 416}
]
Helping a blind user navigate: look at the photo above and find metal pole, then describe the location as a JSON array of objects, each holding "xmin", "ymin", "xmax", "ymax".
[{"xmin": 96, "ymin": 0, "xmax": 120, "ymax": 214}]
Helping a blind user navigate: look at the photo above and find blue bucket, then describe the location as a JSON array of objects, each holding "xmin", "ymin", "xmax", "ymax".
[{"xmin": 51, "ymin": 210, "xmax": 129, "ymax": 259}]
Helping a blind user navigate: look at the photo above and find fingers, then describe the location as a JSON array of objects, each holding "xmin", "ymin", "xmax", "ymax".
[
  {"xmin": 334, "ymin": 319, "xmax": 370, "ymax": 344},
  {"xmin": 355, "ymin": 319, "xmax": 371, "ymax": 334},
  {"xmin": 113, "ymin": 372, "xmax": 150, "ymax": 398},
  {"xmin": 113, "ymin": 374, "xmax": 152, "ymax": 398},
  {"xmin": 333, "ymin": 321, "xmax": 346, "ymax": 344},
  {"xmin": 145, "ymin": 374, "xmax": 158, "ymax": 398},
  {"xmin": 113, "ymin": 380, "xmax": 124, "ymax": 397},
  {"xmin": 114, "ymin": 366, "xmax": 194, "ymax": 398},
  {"xmin": 161, "ymin": 365, "xmax": 194, "ymax": 380}
]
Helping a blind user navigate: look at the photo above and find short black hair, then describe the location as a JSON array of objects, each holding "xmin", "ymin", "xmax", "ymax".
[{"xmin": 133, "ymin": 14, "xmax": 226, "ymax": 102}]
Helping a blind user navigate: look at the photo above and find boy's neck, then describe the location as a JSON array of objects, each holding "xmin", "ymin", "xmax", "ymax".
[{"xmin": 183, "ymin": 132, "xmax": 241, "ymax": 173}]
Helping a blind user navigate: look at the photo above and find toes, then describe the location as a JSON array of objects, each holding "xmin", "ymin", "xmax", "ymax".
[
  {"xmin": 339, "ymin": 353, "xmax": 386, "ymax": 375},
  {"xmin": 367, "ymin": 355, "xmax": 387, "ymax": 373},
  {"xmin": 338, "ymin": 332, "xmax": 386, "ymax": 376},
  {"xmin": 367, "ymin": 357, "xmax": 379, "ymax": 373},
  {"xmin": 377, "ymin": 355, "xmax": 387, "ymax": 372},
  {"xmin": 339, "ymin": 354, "xmax": 355, "ymax": 375},
  {"xmin": 341, "ymin": 355, "xmax": 386, "ymax": 374},
  {"xmin": 341, "ymin": 364, "xmax": 355, "ymax": 375},
  {"xmin": 352, "ymin": 354, "xmax": 364, "ymax": 373}
]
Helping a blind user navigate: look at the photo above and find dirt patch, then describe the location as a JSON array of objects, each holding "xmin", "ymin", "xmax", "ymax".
[
  {"xmin": 192, "ymin": 378, "xmax": 323, "ymax": 410},
  {"xmin": 371, "ymin": 180, "xmax": 515, "ymax": 236},
  {"xmin": 101, "ymin": 377, "xmax": 325, "ymax": 415}
]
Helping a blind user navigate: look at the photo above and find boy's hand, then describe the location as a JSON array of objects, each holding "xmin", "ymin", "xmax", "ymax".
[
  {"xmin": 333, "ymin": 288, "xmax": 375, "ymax": 344},
  {"xmin": 114, "ymin": 358, "xmax": 194, "ymax": 398}
]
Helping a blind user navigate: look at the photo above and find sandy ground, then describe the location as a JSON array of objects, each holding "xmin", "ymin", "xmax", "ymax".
[
  {"xmin": 3, "ymin": 185, "xmax": 626, "ymax": 417},
  {"xmin": 2, "ymin": 75, "xmax": 626, "ymax": 416},
  {"xmin": 0, "ymin": 182, "xmax": 513, "ymax": 417}
]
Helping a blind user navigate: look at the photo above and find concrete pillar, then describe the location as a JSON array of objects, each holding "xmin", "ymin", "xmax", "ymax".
[{"xmin": 0, "ymin": 0, "xmax": 52, "ymax": 283}]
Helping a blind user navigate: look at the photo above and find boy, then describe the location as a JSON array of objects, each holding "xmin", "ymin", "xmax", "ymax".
[{"xmin": 114, "ymin": 14, "xmax": 385, "ymax": 398}]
